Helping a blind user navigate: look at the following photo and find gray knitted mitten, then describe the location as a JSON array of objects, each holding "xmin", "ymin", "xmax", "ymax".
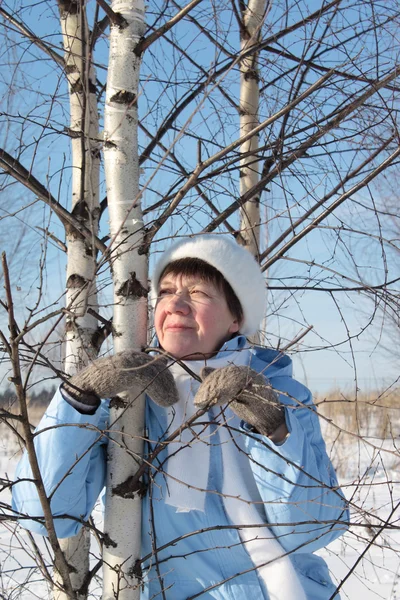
[
  {"xmin": 63, "ymin": 351, "xmax": 179, "ymax": 408},
  {"xmin": 194, "ymin": 365, "xmax": 285, "ymax": 437}
]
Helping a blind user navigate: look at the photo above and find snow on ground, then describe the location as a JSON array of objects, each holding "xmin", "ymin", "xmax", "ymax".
[
  {"xmin": 320, "ymin": 433, "xmax": 400, "ymax": 600},
  {"xmin": 1, "ymin": 425, "xmax": 399, "ymax": 598}
]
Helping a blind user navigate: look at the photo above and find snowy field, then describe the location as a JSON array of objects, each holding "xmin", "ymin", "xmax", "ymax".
[
  {"xmin": 319, "ymin": 436, "xmax": 400, "ymax": 600},
  {"xmin": 1, "ymin": 424, "xmax": 399, "ymax": 599}
]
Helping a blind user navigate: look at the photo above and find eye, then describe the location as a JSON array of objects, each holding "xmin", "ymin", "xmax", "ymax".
[
  {"xmin": 158, "ymin": 288, "xmax": 173, "ymax": 297},
  {"xmin": 190, "ymin": 288, "xmax": 209, "ymax": 297}
]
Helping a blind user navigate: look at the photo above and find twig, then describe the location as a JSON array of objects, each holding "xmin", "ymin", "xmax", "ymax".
[
  {"xmin": 0, "ymin": 7, "xmax": 64, "ymax": 66},
  {"xmin": 280, "ymin": 325, "xmax": 314, "ymax": 353},
  {"xmin": 35, "ymin": 227, "xmax": 67, "ymax": 252},
  {"xmin": 95, "ymin": 0, "xmax": 127, "ymax": 27},
  {"xmin": 135, "ymin": 0, "xmax": 203, "ymax": 55},
  {"xmin": 0, "ymin": 148, "xmax": 107, "ymax": 255},
  {"xmin": 1, "ymin": 252, "xmax": 77, "ymax": 599}
]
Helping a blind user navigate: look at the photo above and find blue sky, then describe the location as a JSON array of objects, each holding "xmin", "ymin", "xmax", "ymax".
[{"xmin": 0, "ymin": 0, "xmax": 399, "ymax": 394}]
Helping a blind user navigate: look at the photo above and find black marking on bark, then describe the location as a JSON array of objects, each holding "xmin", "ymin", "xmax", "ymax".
[
  {"xmin": 58, "ymin": 0, "xmax": 79, "ymax": 16},
  {"xmin": 92, "ymin": 321, "xmax": 114, "ymax": 351},
  {"xmin": 70, "ymin": 79, "xmax": 84, "ymax": 94},
  {"xmin": 65, "ymin": 64, "xmax": 78, "ymax": 74},
  {"xmin": 104, "ymin": 140, "xmax": 118, "ymax": 149},
  {"xmin": 100, "ymin": 196, "xmax": 108, "ymax": 216},
  {"xmin": 67, "ymin": 562, "xmax": 78, "ymax": 574},
  {"xmin": 129, "ymin": 559, "xmax": 143, "ymax": 581},
  {"xmin": 109, "ymin": 395, "xmax": 126, "ymax": 409},
  {"xmin": 116, "ymin": 272, "xmax": 148, "ymax": 298},
  {"xmin": 88, "ymin": 80, "xmax": 97, "ymax": 94},
  {"xmin": 138, "ymin": 241, "xmax": 148, "ymax": 255},
  {"xmin": 112, "ymin": 476, "xmax": 147, "ymax": 499},
  {"xmin": 91, "ymin": 147, "xmax": 101, "ymax": 159},
  {"xmin": 71, "ymin": 199, "xmax": 90, "ymax": 221},
  {"xmin": 102, "ymin": 532, "xmax": 117, "ymax": 548},
  {"xmin": 65, "ymin": 320, "xmax": 77, "ymax": 333},
  {"xmin": 66, "ymin": 274, "xmax": 87, "ymax": 289},
  {"xmin": 84, "ymin": 243, "xmax": 95, "ymax": 256},
  {"xmin": 111, "ymin": 11, "xmax": 129, "ymax": 29},
  {"xmin": 63, "ymin": 126, "xmax": 82, "ymax": 139},
  {"xmin": 110, "ymin": 90, "xmax": 137, "ymax": 105},
  {"xmin": 244, "ymin": 68, "xmax": 260, "ymax": 83},
  {"xmin": 138, "ymin": 230, "xmax": 151, "ymax": 256}
]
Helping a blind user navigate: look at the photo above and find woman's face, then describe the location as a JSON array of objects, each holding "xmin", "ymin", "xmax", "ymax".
[{"xmin": 154, "ymin": 272, "xmax": 240, "ymax": 359}]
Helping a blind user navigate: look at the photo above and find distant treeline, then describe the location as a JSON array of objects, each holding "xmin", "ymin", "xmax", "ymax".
[{"xmin": 0, "ymin": 387, "xmax": 56, "ymax": 410}]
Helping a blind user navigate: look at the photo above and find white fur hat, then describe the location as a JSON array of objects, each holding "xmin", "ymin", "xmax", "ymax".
[{"xmin": 151, "ymin": 234, "xmax": 265, "ymax": 335}]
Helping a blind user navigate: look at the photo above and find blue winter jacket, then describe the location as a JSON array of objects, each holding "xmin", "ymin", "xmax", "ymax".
[{"xmin": 12, "ymin": 336, "xmax": 349, "ymax": 599}]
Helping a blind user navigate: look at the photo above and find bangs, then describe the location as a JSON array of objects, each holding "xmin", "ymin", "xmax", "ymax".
[
  {"xmin": 159, "ymin": 258, "xmax": 243, "ymax": 324},
  {"xmin": 160, "ymin": 258, "xmax": 221, "ymax": 282}
]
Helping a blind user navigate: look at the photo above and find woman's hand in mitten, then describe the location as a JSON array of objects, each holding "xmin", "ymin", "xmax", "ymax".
[
  {"xmin": 62, "ymin": 351, "xmax": 179, "ymax": 409},
  {"xmin": 194, "ymin": 365, "xmax": 286, "ymax": 438}
]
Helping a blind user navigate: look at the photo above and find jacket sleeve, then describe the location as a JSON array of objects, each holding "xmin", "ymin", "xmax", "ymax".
[
  {"xmin": 12, "ymin": 387, "xmax": 109, "ymax": 539},
  {"xmin": 243, "ymin": 375, "xmax": 349, "ymax": 553}
]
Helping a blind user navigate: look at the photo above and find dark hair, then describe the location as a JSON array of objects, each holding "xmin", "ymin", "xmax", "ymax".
[{"xmin": 159, "ymin": 258, "xmax": 243, "ymax": 325}]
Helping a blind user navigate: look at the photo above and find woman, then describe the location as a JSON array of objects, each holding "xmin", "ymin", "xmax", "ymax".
[{"xmin": 13, "ymin": 234, "xmax": 349, "ymax": 599}]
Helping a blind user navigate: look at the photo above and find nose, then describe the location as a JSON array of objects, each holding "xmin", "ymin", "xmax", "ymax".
[{"xmin": 165, "ymin": 291, "xmax": 191, "ymax": 314}]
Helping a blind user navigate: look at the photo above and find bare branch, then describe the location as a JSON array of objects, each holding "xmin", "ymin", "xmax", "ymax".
[
  {"xmin": 135, "ymin": 0, "xmax": 204, "ymax": 55},
  {"xmin": 205, "ymin": 65, "xmax": 400, "ymax": 233},
  {"xmin": 95, "ymin": 0, "xmax": 127, "ymax": 27},
  {"xmin": 260, "ymin": 144, "xmax": 400, "ymax": 271},
  {"xmin": 0, "ymin": 6, "xmax": 65, "ymax": 66},
  {"xmin": 1, "ymin": 252, "xmax": 77, "ymax": 598},
  {"xmin": 143, "ymin": 67, "xmax": 338, "ymax": 248},
  {"xmin": 0, "ymin": 148, "xmax": 107, "ymax": 255},
  {"xmin": 260, "ymin": 136, "xmax": 396, "ymax": 262}
]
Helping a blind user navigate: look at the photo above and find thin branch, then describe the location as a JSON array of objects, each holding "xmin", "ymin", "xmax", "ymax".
[
  {"xmin": 163, "ymin": 35, "xmax": 239, "ymax": 110},
  {"xmin": 329, "ymin": 502, "xmax": 400, "ymax": 600},
  {"xmin": 0, "ymin": 6, "xmax": 64, "ymax": 66},
  {"xmin": 280, "ymin": 325, "xmax": 314, "ymax": 352},
  {"xmin": 1, "ymin": 252, "xmax": 77, "ymax": 598},
  {"xmin": 245, "ymin": 0, "xmax": 343, "ymax": 62},
  {"xmin": 142, "ymin": 67, "xmax": 338, "ymax": 247},
  {"xmin": 266, "ymin": 277, "xmax": 400, "ymax": 293},
  {"xmin": 260, "ymin": 135, "xmax": 395, "ymax": 262},
  {"xmin": 95, "ymin": 0, "xmax": 127, "ymax": 27},
  {"xmin": 35, "ymin": 227, "xmax": 67, "ymax": 252},
  {"xmin": 14, "ymin": 309, "xmax": 66, "ymax": 345},
  {"xmin": 260, "ymin": 144, "xmax": 400, "ymax": 271},
  {"xmin": 169, "ymin": 0, "xmax": 235, "ymax": 57},
  {"xmin": 204, "ymin": 64, "xmax": 400, "ymax": 233},
  {"xmin": 139, "ymin": 122, "xmax": 243, "ymax": 240},
  {"xmin": 91, "ymin": 14, "xmax": 109, "ymax": 44},
  {"xmin": 135, "ymin": 0, "xmax": 204, "ymax": 55},
  {"xmin": 260, "ymin": 44, "xmax": 400, "ymax": 94},
  {"xmin": 139, "ymin": 1, "xmax": 342, "ymax": 167},
  {"xmin": 0, "ymin": 148, "xmax": 107, "ymax": 255}
]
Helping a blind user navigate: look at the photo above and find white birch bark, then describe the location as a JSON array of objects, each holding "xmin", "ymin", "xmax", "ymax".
[
  {"xmin": 239, "ymin": 0, "xmax": 269, "ymax": 259},
  {"xmin": 102, "ymin": 2, "xmax": 147, "ymax": 598},
  {"xmin": 54, "ymin": 1, "xmax": 101, "ymax": 598},
  {"xmin": 59, "ymin": 0, "xmax": 100, "ymax": 373}
]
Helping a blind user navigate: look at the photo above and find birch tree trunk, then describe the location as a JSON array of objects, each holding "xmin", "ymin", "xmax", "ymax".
[
  {"xmin": 239, "ymin": 0, "xmax": 269, "ymax": 259},
  {"xmin": 55, "ymin": 1, "xmax": 101, "ymax": 597},
  {"xmin": 102, "ymin": 1, "xmax": 147, "ymax": 598}
]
